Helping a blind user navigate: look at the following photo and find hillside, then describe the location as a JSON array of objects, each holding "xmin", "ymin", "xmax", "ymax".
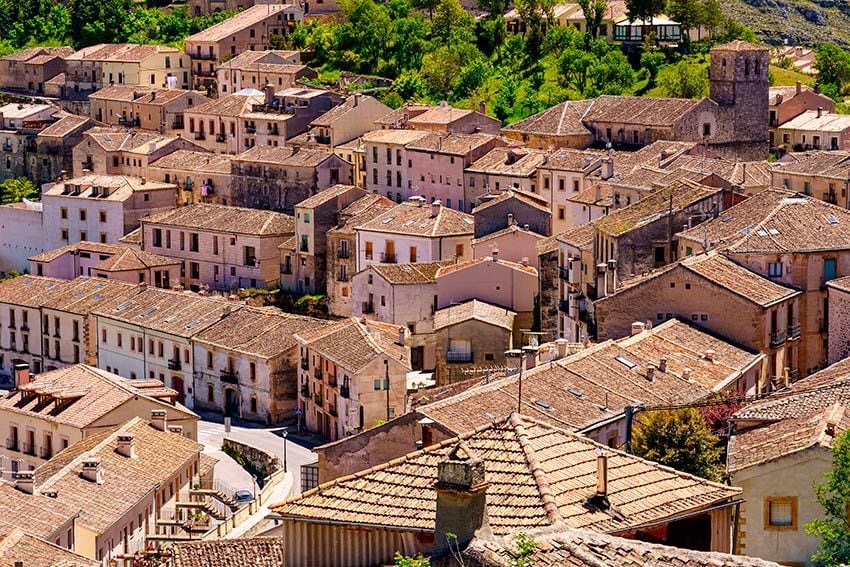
[{"xmin": 722, "ymin": 0, "xmax": 850, "ymax": 46}]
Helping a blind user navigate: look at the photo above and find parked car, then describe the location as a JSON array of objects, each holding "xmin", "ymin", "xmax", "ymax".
[{"xmin": 234, "ymin": 489, "xmax": 255, "ymax": 504}]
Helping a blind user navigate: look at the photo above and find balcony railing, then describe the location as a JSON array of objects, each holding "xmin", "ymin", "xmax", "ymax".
[
  {"xmin": 245, "ymin": 125, "xmax": 256, "ymax": 134},
  {"xmin": 769, "ymin": 329, "xmax": 787, "ymax": 348},
  {"xmin": 172, "ymin": 120, "xmax": 184, "ymax": 130},
  {"xmin": 216, "ymin": 133, "xmax": 227, "ymax": 143},
  {"xmin": 381, "ymin": 252, "xmax": 397, "ymax": 263},
  {"xmin": 787, "ymin": 323, "xmax": 801, "ymax": 339},
  {"xmin": 22, "ymin": 443, "xmax": 36, "ymax": 456},
  {"xmin": 194, "ymin": 131, "xmax": 206, "ymax": 141},
  {"xmin": 118, "ymin": 116, "xmax": 140, "ymax": 127},
  {"xmin": 168, "ymin": 358, "xmax": 182, "ymax": 371},
  {"xmin": 221, "ymin": 369, "xmax": 238, "ymax": 384},
  {"xmin": 446, "ymin": 351, "xmax": 473, "ymax": 363},
  {"xmin": 5, "ymin": 438, "xmax": 19, "ymax": 452},
  {"xmin": 193, "ymin": 67, "xmax": 216, "ymax": 77},
  {"xmin": 315, "ymin": 134, "xmax": 331, "ymax": 145},
  {"xmin": 300, "ymin": 383, "xmax": 310, "ymax": 397},
  {"xmin": 268, "ymin": 127, "xmax": 280, "ymax": 136},
  {"xmin": 340, "ymin": 385, "xmax": 350, "ymax": 398},
  {"xmin": 40, "ymin": 446, "xmax": 53, "ymax": 459},
  {"xmin": 313, "ymin": 393, "xmax": 323, "ymax": 407},
  {"xmin": 315, "ymin": 367, "xmax": 324, "ymax": 381},
  {"xmin": 362, "ymin": 302, "xmax": 374, "ymax": 314}
]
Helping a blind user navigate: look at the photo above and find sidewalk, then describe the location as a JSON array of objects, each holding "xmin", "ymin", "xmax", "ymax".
[{"xmin": 225, "ymin": 470, "xmax": 294, "ymax": 539}]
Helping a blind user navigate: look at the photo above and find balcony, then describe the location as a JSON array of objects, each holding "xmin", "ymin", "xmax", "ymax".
[
  {"xmin": 244, "ymin": 257, "xmax": 258, "ymax": 268},
  {"xmin": 315, "ymin": 367, "xmax": 324, "ymax": 381},
  {"xmin": 315, "ymin": 134, "xmax": 331, "ymax": 145},
  {"xmin": 168, "ymin": 358, "xmax": 182, "ymax": 371},
  {"xmin": 194, "ymin": 131, "xmax": 206, "ymax": 141},
  {"xmin": 328, "ymin": 373, "xmax": 338, "ymax": 388},
  {"xmin": 313, "ymin": 393, "xmax": 323, "ymax": 407},
  {"xmin": 268, "ymin": 127, "xmax": 280, "ymax": 136},
  {"xmin": 172, "ymin": 120, "xmax": 185, "ymax": 130},
  {"xmin": 219, "ymin": 369, "xmax": 237, "ymax": 384},
  {"xmin": 558, "ymin": 266, "xmax": 572, "ymax": 280},
  {"xmin": 193, "ymin": 67, "xmax": 215, "ymax": 77},
  {"xmin": 381, "ymin": 252, "xmax": 397, "ymax": 263},
  {"xmin": 40, "ymin": 446, "xmax": 53, "ymax": 459},
  {"xmin": 787, "ymin": 323, "xmax": 801, "ymax": 339},
  {"xmin": 25, "ymin": 141, "xmax": 37, "ymax": 153},
  {"xmin": 300, "ymin": 357, "xmax": 309, "ymax": 370},
  {"xmin": 446, "ymin": 350, "xmax": 473, "ymax": 363},
  {"xmin": 300, "ymin": 383, "xmax": 310, "ymax": 397},
  {"xmin": 362, "ymin": 302, "xmax": 374, "ymax": 314},
  {"xmin": 340, "ymin": 385, "xmax": 350, "ymax": 398},
  {"xmin": 2, "ymin": 143, "xmax": 13, "ymax": 153},
  {"xmin": 245, "ymin": 125, "xmax": 256, "ymax": 134},
  {"xmin": 81, "ymin": 160, "xmax": 94, "ymax": 171},
  {"xmin": 5, "ymin": 438, "xmax": 19, "ymax": 452},
  {"xmin": 216, "ymin": 133, "xmax": 226, "ymax": 143},
  {"xmin": 328, "ymin": 404, "xmax": 338, "ymax": 417},
  {"xmin": 769, "ymin": 329, "xmax": 787, "ymax": 348},
  {"xmin": 22, "ymin": 443, "xmax": 36, "ymax": 456},
  {"xmin": 118, "ymin": 116, "xmax": 140, "ymax": 128},
  {"xmin": 192, "ymin": 52, "xmax": 217, "ymax": 61}
]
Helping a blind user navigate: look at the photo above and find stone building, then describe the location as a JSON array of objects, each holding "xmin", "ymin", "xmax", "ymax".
[
  {"xmin": 0, "ymin": 103, "xmax": 59, "ymax": 182},
  {"xmin": 595, "ymin": 251, "xmax": 802, "ymax": 393},
  {"xmin": 503, "ymin": 41, "xmax": 770, "ymax": 160},
  {"xmin": 89, "ymin": 86, "xmax": 209, "ymax": 135},
  {"xmin": 768, "ymin": 82, "xmax": 835, "ymax": 146},
  {"xmin": 32, "ymin": 115, "xmax": 95, "ymax": 185},
  {"xmin": 230, "ymin": 145, "xmax": 352, "ymax": 213},
  {"xmin": 677, "ymin": 188, "xmax": 850, "ymax": 377},
  {"xmin": 326, "ymin": 193, "xmax": 395, "ymax": 317},
  {"xmin": 471, "ymin": 189, "xmax": 551, "ymax": 238},
  {"xmin": 193, "ymin": 306, "xmax": 326, "ymax": 423},
  {"xmin": 147, "ymin": 150, "xmax": 234, "ymax": 205},
  {"xmin": 216, "ymin": 50, "xmax": 310, "ymax": 96},
  {"xmin": 552, "ymin": 223, "xmax": 595, "ymax": 342},
  {"xmin": 827, "ymin": 276, "xmax": 850, "ymax": 365},
  {"xmin": 471, "ymin": 224, "xmax": 545, "ymax": 268},
  {"xmin": 0, "ymin": 47, "xmax": 73, "ymax": 94},
  {"xmin": 434, "ymin": 299, "xmax": 516, "ymax": 385},
  {"xmin": 464, "ymin": 147, "xmax": 547, "ymax": 203},
  {"xmin": 771, "ymin": 151, "xmax": 850, "ymax": 208},
  {"xmin": 278, "ymin": 184, "xmax": 365, "ymax": 294},
  {"xmin": 774, "ymin": 109, "xmax": 850, "ymax": 152},
  {"xmin": 289, "ymin": 93, "xmax": 391, "ymax": 151}
]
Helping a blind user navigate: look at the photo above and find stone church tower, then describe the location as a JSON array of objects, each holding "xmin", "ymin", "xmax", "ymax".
[{"xmin": 707, "ymin": 41, "xmax": 770, "ymax": 160}]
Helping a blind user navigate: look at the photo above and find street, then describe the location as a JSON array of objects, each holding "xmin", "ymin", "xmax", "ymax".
[{"xmin": 196, "ymin": 411, "xmax": 319, "ymax": 498}]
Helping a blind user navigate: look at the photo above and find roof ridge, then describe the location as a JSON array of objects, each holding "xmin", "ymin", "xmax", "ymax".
[{"xmin": 509, "ymin": 413, "xmax": 563, "ymax": 525}]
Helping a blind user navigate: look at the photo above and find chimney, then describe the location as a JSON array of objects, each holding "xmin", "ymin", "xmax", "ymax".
[
  {"xmin": 817, "ymin": 106, "xmax": 823, "ymax": 118},
  {"xmin": 658, "ymin": 357, "xmax": 667, "ymax": 373},
  {"xmin": 151, "ymin": 91, "xmax": 156, "ymax": 101},
  {"xmin": 682, "ymin": 367, "xmax": 692, "ymax": 381},
  {"xmin": 491, "ymin": 247, "xmax": 499, "ymax": 260},
  {"xmin": 825, "ymin": 404, "xmax": 843, "ymax": 437},
  {"xmin": 796, "ymin": 81, "xmax": 802, "ymax": 95},
  {"xmin": 150, "ymin": 409, "xmax": 167, "ymax": 431},
  {"xmin": 13, "ymin": 470, "xmax": 34, "ymax": 494},
  {"xmin": 81, "ymin": 458, "xmax": 104, "ymax": 484},
  {"xmin": 630, "ymin": 322, "xmax": 646, "ymax": 336},
  {"xmin": 507, "ymin": 213, "xmax": 514, "ymax": 226},
  {"xmin": 397, "ymin": 327, "xmax": 406, "ymax": 346},
  {"xmin": 814, "ymin": 83, "xmax": 821, "ymax": 94},
  {"xmin": 523, "ymin": 223, "xmax": 529, "ymax": 231},
  {"xmin": 478, "ymin": 100, "xmax": 486, "ymax": 114},
  {"xmin": 556, "ymin": 338, "xmax": 568, "ymax": 359},
  {"xmin": 116, "ymin": 433, "xmax": 136, "ymax": 458},
  {"xmin": 14, "ymin": 363, "xmax": 30, "ymax": 388},
  {"xmin": 704, "ymin": 349, "xmax": 716, "ymax": 362},
  {"xmin": 433, "ymin": 442, "xmax": 491, "ymax": 558},
  {"xmin": 592, "ymin": 449, "xmax": 610, "ymax": 510},
  {"xmin": 353, "ymin": 93, "xmax": 361, "ymax": 107},
  {"xmin": 138, "ymin": 281, "xmax": 148, "ymax": 290},
  {"xmin": 222, "ymin": 304, "xmax": 232, "ymax": 317},
  {"xmin": 264, "ymin": 83, "xmax": 275, "ymax": 106},
  {"xmin": 601, "ymin": 157, "xmax": 614, "ymax": 180},
  {"xmin": 521, "ymin": 257, "xmax": 529, "ymax": 267},
  {"xmin": 431, "ymin": 199, "xmax": 442, "ymax": 218},
  {"xmin": 645, "ymin": 366, "xmax": 655, "ymax": 382}
]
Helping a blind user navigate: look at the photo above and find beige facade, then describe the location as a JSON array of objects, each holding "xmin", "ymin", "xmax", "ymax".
[
  {"xmin": 100, "ymin": 46, "xmax": 190, "ymax": 90},
  {"xmin": 216, "ymin": 50, "xmax": 312, "ymax": 97},
  {"xmin": 89, "ymin": 86, "xmax": 209, "ymax": 135}
]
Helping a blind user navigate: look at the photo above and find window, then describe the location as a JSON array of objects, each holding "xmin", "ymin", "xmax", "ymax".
[
  {"xmin": 207, "ymin": 351, "xmax": 213, "ymax": 368},
  {"xmin": 61, "ymin": 229, "xmax": 68, "ymax": 242},
  {"xmin": 99, "ymin": 211, "xmax": 106, "ymax": 223},
  {"xmin": 455, "ymin": 244, "xmax": 464, "ymax": 258},
  {"xmin": 250, "ymin": 397, "xmax": 257, "ymax": 413},
  {"xmin": 250, "ymin": 362, "xmax": 256, "ymax": 381},
  {"xmin": 189, "ymin": 233, "xmax": 199, "ymax": 252},
  {"xmin": 60, "ymin": 207, "xmax": 67, "ymax": 219},
  {"xmin": 190, "ymin": 262, "xmax": 200, "ymax": 279},
  {"xmin": 768, "ymin": 262, "xmax": 783, "ymax": 278},
  {"xmin": 152, "ymin": 228, "xmax": 162, "ymax": 247},
  {"xmin": 703, "ymin": 123, "xmax": 711, "ymax": 137},
  {"xmin": 365, "ymin": 241, "xmax": 373, "ymax": 260},
  {"xmin": 764, "ymin": 497, "xmax": 797, "ymax": 530},
  {"xmin": 208, "ymin": 384, "xmax": 214, "ymax": 402},
  {"xmin": 101, "ymin": 329, "xmax": 107, "ymax": 344}
]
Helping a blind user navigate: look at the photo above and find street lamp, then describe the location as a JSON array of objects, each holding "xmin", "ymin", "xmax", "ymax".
[{"xmin": 282, "ymin": 428, "xmax": 288, "ymax": 473}]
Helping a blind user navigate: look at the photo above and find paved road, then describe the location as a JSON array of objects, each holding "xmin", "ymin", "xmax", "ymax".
[{"xmin": 197, "ymin": 411, "xmax": 319, "ymax": 497}]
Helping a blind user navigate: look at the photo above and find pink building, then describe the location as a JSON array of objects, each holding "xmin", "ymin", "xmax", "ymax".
[
  {"xmin": 471, "ymin": 224, "xmax": 545, "ymax": 268},
  {"xmin": 140, "ymin": 203, "xmax": 294, "ymax": 291},
  {"xmin": 405, "ymin": 132, "xmax": 506, "ymax": 212},
  {"xmin": 435, "ymin": 255, "xmax": 538, "ymax": 337}
]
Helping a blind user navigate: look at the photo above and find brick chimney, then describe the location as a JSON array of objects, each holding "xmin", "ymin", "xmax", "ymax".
[
  {"xmin": 264, "ymin": 83, "xmax": 275, "ymax": 106},
  {"xmin": 796, "ymin": 81, "xmax": 802, "ymax": 95},
  {"xmin": 13, "ymin": 470, "xmax": 34, "ymax": 494},
  {"xmin": 151, "ymin": 409, "xmax": 167, "ymax": 431},
  {"xmin": 817, "ymin": 106, "xmax": 823, "ymax": 118},
  {"xmin": 81, "ymin": 458, "xmax": 104, "ymax": 484},
  {"xmin": 116, "ymin": 433, "xmax": 136, "ymax": 458},
  {"xmin": 433, "ymin": 442, "xmax": 491, "ymax": 558},
  {"xmin": 630, "ymin": 322, "xmax": 645, "ymax": 336},
  {"xmin": 14, "ymin": 363, "xmax": 30, "ymax": 388},
  {"xmin": 658, "ymin": 357, "xmax": 668, "ymax": 373}
]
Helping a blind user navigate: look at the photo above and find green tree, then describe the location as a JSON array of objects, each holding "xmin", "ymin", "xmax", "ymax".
[
  {"xmin": 590, "ymin": 49, "xmax": 635, "ymax": 95},
  {"xmin": 659, "ymin": 60, "xmax": 709, "ymax": 98},
  {"xmin": 492, "ymin": 72, "xmax": 519, "ymax": 121},
  {"xmin": 815, "ymin": 43, "xmax": 850, "ymax": 97},
  {"xmin": 632, "ymin": 408, "xmax": 723, "ymax": 481},
  {"xmin": 69, "ymin": 0, "xmax": 133, "ymax": 46},
  {"xmin": 577, "ymin": 0, "xmax": 608, "ymax": 39},
  {"xmin": 392, "ymin": 69, "xmax": 429, "ymax": 100},
  {"xmin": 431, "ymin": 0, "xmax": 476, "ymax": 45},
  {"xmin": 394, "ymin": 553, "xmax": 430, "ymax": 567},
  {"xmin": 666, "ymin": 0, "xmax": 700, "ymax": 43},
  {"xmin": 805, "ymin": 429, "xmax": 850, "ymax": 566},
  {"xmin": 0, "ymin": 177, "xmax": 38, "ymax": 205},
  {"xmin": 454, "ymin": 58, "xmax": 492, "ymax": 99},
  {"xmin": 477, "ymin": 0, "xmax": 509, "ymax": 17},
  {"xmin": 625, "ymin": 0, "xmax": 665, "ymax": 26},
  {"xmin": 513, "ymin": 0, "xmax": 555, "ymax": 59},
  {"xmin": 420, "ymin": 46, "xmax": 463, "ymax": 96},
  {"xmin": 640, "ymin": 48, "xmax": 666, "ymax": 87},
  {"xmin": 558, "ymin": 47, "xmax": 595, "ymax": 94},
  {"xmin": 697, "ymin": 0, "xmax": 724, "ymax": 38}
]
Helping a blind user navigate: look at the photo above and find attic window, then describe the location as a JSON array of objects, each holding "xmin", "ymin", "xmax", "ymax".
[
  {"xmin": 615, "ymin": 356, "xmax": 637, "ymax": 369},
  {"xmin": 115, "ymin": 300, "xmax": 132, "ymax": 311},
  {"xmin": 768, "ymin": 228, "xmax": 780, "ymax": 235},
  {"xmin": 186, "ymin": 319, "xmax": 201, "ymax": 329},
  {"xmin": 826, "ymin": 215, "xmax": 839, "ymax": 225},
  {"xmin": 568, "ymin": 388, "xmax": 583, "ymax": 398},
  {"xmin": 534, "ymin": 400, "xmax": 551, "ymax": 409},
  {"xmin": 141, "ymin": 307, "xmax": 157, "ymax": 317},
  {"xmin": 756, "ymin": 230, "xmax": 767, "ymax": 237},
  {"xmin": 721, "ymin": 215, "xmax": 733, "ymax": 222}
]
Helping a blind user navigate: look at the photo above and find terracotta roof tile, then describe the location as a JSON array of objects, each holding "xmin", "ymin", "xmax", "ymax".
[
  {"xmin": 0, "ymin": 275, "xmax": 65, "ymax": 308},
  {"xmin": 40, "ymin": 276, "xmax": 144, "ymax": 315},
  {"xmin": 0, "ymin": 526, "xmax": 98, "ymax": 567},
  {"xmin": 433, "ymin": 299, "xmax": 516, "ymax": 331},
  {"xmin": 502, "ymin": 100, "xmax": 594, "ymax": 137},
  {"xmin": 29, "ymin": 241, "xmax": 123, "ymax": 262},
  {"xmin": 186, "ymin": 5, "xmax": 301, "ymax": 42},
  {"xmin": 473, "ymin": 189, "xmax": 550, "ymax": 214},
  {"xmin": 357, "ymin": 201, "xmax": 474, "ymax": 237},
  {"xmin": 167, "ymin": 538, "xmax": 285, "ymax": 567},
  {"xmin": 327, "ymin": 194, "xmax": 396, "ymax": 236},
  {"xmin": 142, "ymin": 203, "xmax": 294, "ymax": 236},
  {"xmin": 466, "ymin": 148, "xmax": 548, "ymax": 177},
  {"xmin": 405, "ymin": 132, "xmax": 500, "ymax": 155},
  {"xmin": 37, "ymin": 114, "xmax": 92, "ymax": 138},
  {"xmin": 369, "ymin": 260, "xmax": 453, "ymax": 285},
  {"xmin": 273, "ymin": 414, "xmax": 739, "ymax": 536},
  {"xmin": 295, "ymin": 317, "xmax": 409, "ymax": 372},
  {"xmin": 296, "ymin": 184, "xmax": 361, "ymax": 209}
]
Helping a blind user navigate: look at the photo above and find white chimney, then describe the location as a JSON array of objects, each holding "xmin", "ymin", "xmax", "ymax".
[
  {"xmin": 13, "ymin": 470, "xmax": 34, "ymax": 494},
  {"xmin": 555, "ymin": 338, "xmax": 568, "ymax": 359},
  {"xmin": 601, "ymin": 157, "xmax": 614, "ymax": 180},
  {"xmin": 151, "ymin": 409, "xmax": 167, "ymax": 431},
  {"xmin": 398, "ymin": 327, "xmax": 406, "ymax": 346},
  {"xmin": 682, "ymin": 367, "xmax": 693, "ymax": 381},
  {"xmin": 81, "ymin": 458, "xmax": 104, "ymax": 484},
  {"xmin": 704, "ymin": 349, "xmax": 716, "ymax": 362},
  {"xmin": 431, "ymin": 199, "xmax": 442, "ymax": 218},
  {"xmin": 630, "ymin": 322, "xmax": 646, "ymax": 336},
  {"xmin": 116, "ymin": 433, "xmax": 136, "ymax": 458},
  {"xmin": 507, "ymin": 213, "xmax": 514, "ymax": 226}
]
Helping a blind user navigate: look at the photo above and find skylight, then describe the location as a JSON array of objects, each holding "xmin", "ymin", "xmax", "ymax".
[
  {"xmin": 534, "ymin": 400, "xmax": 551, "ymax": 409},
  {"xmin": 115, "ymin": 300, "xmax": 132, "ymax": 311},
  {"xmin": 615, "ymin": 355, "xmax": 637, "ymax": 369},
  {"xmin": 568, "ymin": 388, "xmax": 584, "ymax": 398},
  {"xmin": 141, "ymin": 307, "xmax": 157, "ymax": 317},
  {"xmin": 827, "ymin": 215, "xmax": 839, "ymax": 225}
]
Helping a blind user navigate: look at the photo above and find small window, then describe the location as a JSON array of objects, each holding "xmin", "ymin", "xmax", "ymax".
[
  {"xmin": 768, "ymin": 262, "xmax": 783, "ymax": 278},
  {"xmin": 703, "ymin": 123, "xmax": 711, "ymax": 137},
  {"xmin": 374, "ymin": 379, "xmax": 382, "ymax": 390},
  {"xmin": 764, "ymin": 497, "xmax": 797, "ymax": 530}
]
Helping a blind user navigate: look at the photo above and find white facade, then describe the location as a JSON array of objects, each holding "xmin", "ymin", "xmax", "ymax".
[
  {"xmin": 355, "ymin": 230, "xmax": 472, "ymax": 270},
  {"xmin": 0, "ymin": 201, "xmax": 44, "ymax": 274}
]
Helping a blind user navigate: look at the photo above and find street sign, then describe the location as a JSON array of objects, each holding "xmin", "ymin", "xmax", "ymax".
[{"xmin": 295, "ymin": 408, "xmax": 303, "ymax": 416}]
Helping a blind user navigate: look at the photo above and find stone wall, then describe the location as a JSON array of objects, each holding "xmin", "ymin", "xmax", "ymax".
[
  {"xmin": 828, "ymin": 286, "xmax": 850, "ymax": 365},
  {"xmin": 222, "ymin": 437, "xmax": 282, "ymax": 485},
  {"xmin": 538, "ymin": 246, "xmax": 560, "ymax": 342}
]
